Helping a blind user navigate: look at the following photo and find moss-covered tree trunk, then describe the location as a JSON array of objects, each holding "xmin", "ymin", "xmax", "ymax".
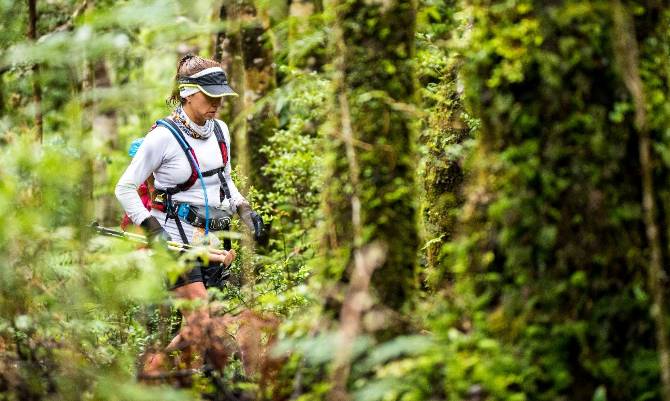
[
  {"xmin": 422, "ymin": 81, "xmax": 470, "ymax": 278},
  {"xmin": 220, "ymin": 0, "xmax": 250, "ymax": 189},
  {"xmin": 322, "ymin": 0, "xmax": 418, "ymax": 317},
  {"xmin": 451, "ymin": 1, "xmax": 670, "ymax": 400},
  {"xmin": 417, "ymin": 2, "xmax": 472, "ymax": 280},
  {"xmin": 219, "ymin": 0, "xmax": 276, "ymax": 194},
  {"xmin": 214, "ymin": 3, "xmax": 228, "ymax": 62},
  {"xmin": 241, "ymin": 2, "xmax": 276, "ymax": 193}
]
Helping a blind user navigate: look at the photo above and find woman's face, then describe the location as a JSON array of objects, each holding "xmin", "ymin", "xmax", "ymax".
[{"xmin": 184, "ymin": 91, "xmax": 222, "ymax": 124}]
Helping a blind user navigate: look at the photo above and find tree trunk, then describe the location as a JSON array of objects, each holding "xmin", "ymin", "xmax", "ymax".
[
  {"xmin": 241, "ymin": 1, "xmax": 276, "ymax": 193},
  {"xmin": 0, "ymin": 68, "xmax": 7, "ymax": 115},
  {"xmin": 322, "ymin": 0, "xmax": 419, "ymax": 322},
  {"xmin": 219, "ymin": 0, "xmax": 277, "ymax": 192},
  {"xmin": 92, "ymin": 60, "xmax": 120, "ymax": 227},
  {"xmin": 323, "ymin": 0, "xmax": 418, "ymax": 395},
  {"xmin": 220, "ymin": 1, "xmax": 247, "ymax": 188},
  {"xmin": 611, "ymin": 2, "xmax": 670, "ymax": 399},
  {"xmin": 214, "ymin": 4, "xmax": 227, "ymax": 62},
  {"xmin": 77, "ymin": 61, "xmax": 95, "ymax": 255},
  {"xmin": 27, "ymin": 0, "xmax": 43, "ymax": 142},
  {"xmin": 422, "ymin": 66, "xmax": 470, "ymax": 276},
  {"xmin": 218, "ymin": 0, "xmax": 278, "ymax": 290}
]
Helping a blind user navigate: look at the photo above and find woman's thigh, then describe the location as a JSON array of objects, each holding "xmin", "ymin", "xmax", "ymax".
[{"xmin": 173, "ymin": 281, "xmax": 207, "ymax": 300}]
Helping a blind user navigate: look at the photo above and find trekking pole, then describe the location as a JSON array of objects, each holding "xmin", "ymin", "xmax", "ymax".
[
  {"xmin": 90, "ymin": 221, "xmax": 192, "ymax": 252},
  {"xmin": 90, "ymin": 221, "xmax": 243, "ymax": 251}
]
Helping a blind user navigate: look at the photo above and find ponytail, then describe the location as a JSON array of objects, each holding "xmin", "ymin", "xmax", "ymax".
[{"xmin": 167, "ymin": 53, "xmax": 196, "ymax": 107}]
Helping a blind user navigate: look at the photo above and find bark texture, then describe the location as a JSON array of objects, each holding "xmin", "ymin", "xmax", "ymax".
[
  {"xmin": 323, "ymin": 0, "xmax": 419, "ymax": 316},
  {"xmin": 219, "ymin": 0, "xmax": 276, "ymax": 193}
]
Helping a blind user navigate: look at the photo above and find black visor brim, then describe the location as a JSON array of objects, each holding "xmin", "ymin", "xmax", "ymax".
[
  {"xmin": 199, "ymin": 83, "xmax": 238, "ymax": 97},
  {"xmin": 178, "ymin": 71, "xmax": 238, "ymax": 97}
]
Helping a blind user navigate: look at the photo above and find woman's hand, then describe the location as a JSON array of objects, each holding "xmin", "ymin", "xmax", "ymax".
[
  {"xmin": 237, "ymin": 201, "xmax": 269, "ymax": 245},
  {"xmin": 140, "ymin": 216, "xmax": 171, "ymax": 243},
  {"xmin": 207, "ymin": 248, "xmax": 236, "ymax": 267}
]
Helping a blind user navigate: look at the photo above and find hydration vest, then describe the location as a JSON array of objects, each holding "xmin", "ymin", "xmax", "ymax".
[{"xmin": 151, "ymin": 118, "xmax": 233, "ymax": 245}]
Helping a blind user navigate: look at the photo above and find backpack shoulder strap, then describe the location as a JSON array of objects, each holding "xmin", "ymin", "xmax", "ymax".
[
  {"xmin": 213, "ymin": 120, "xmax": 229, "ymax": 167},
  {"xmin": 155, "ymin": 119, "xmax": 200, "ymax": 194},
  {"xmin": 212, "ymin": 121, "xmax": 232, "ymax": 201}
]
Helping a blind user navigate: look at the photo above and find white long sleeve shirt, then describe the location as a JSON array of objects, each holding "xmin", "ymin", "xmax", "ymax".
[{"xmin": 115, "ymin": 119, "xmax": 245, "ymax": 232}]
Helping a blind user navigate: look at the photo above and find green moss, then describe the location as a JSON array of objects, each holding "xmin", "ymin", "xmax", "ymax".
[{"xmin": 443, "ymin": 1, "xmax": 670, "ymax": 399}]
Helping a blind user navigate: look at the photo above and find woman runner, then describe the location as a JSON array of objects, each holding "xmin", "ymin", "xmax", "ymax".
[{"xmin": 115, "ymin": 53, "xmax": 266, "ymax": 372}]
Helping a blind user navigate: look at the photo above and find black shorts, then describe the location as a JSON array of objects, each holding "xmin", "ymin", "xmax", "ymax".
[
  {"xmin": 169, "ymin": 238, "xmax": 232, "ymax": 290},
  {"xmin": 171, "ymin": 258, "xmax": 211, "ymax": 289}
]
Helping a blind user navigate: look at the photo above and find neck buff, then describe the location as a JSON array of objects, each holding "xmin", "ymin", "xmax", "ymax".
[{"xmin": 171, "ymin": 105, "xmax": 215, "ymax": 140}]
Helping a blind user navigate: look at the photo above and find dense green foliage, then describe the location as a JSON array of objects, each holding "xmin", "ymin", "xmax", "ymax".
[
  {"xmin": 441, "ymin": 2, "xmax": 669, "ymax": 400},
  {"xmin": 1, "ymin": 0, "xmax": 670, "ymax": 400}
]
